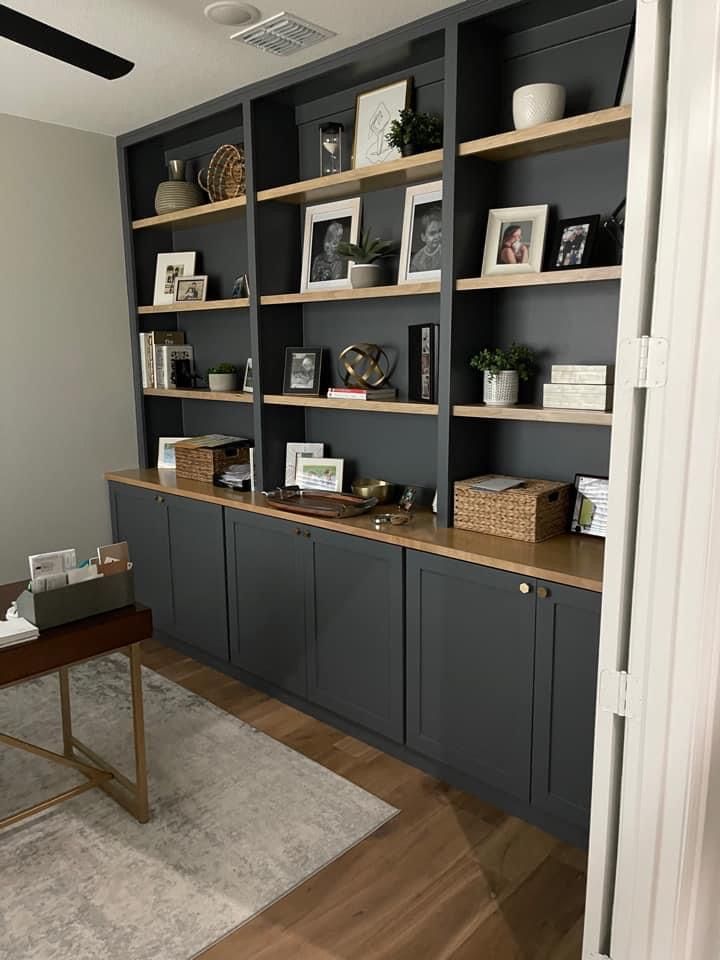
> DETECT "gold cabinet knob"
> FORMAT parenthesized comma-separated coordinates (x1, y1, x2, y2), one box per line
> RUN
(537, 586, 551, 599)
(155, 495, 164, 504)
(294, 528, 301, 536)
(519, 582, 531, 595)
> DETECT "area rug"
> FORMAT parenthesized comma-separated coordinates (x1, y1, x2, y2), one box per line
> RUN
(0, 656, 397, 960)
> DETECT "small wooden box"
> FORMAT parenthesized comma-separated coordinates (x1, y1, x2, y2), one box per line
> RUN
(175, 437, 250, 483)
(551, 364, 613, 385)
(543, 383, 613, 411)
(454, 476, 572, 542)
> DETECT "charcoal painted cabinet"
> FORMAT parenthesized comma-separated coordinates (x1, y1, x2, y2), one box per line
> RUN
(224, 510, 404, 740)
(532, 581, 601, 830)
(109, 482, 229, 660)
(405, 550, 537, 801)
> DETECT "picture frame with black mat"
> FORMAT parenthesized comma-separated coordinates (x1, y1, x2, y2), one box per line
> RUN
(282, 347, 324, 397)
(549, 215, 600, 270)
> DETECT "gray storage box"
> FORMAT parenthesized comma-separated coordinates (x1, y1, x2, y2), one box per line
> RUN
(16, 570, 135, 630)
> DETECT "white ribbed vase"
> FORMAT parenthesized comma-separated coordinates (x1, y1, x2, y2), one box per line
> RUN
(484, 370, 519, 406)
(512, 83, 566, 130)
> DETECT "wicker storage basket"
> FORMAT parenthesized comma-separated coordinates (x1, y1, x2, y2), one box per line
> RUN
(175, 438, 250, 483)
(454, 476, 572, 542)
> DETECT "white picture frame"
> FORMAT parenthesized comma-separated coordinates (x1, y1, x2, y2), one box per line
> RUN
(352, 78, 411, 168)
(153, 252, 196, 305)
(157, 437, 188, 470)
(173, 274, 207, 303)
(285, 442, 324, 486)
(398, 181, 443, 284)
(481, 205, 549, 277)
(300, 198, 361, 292)
(242, 358, 253, 393)
(296, 457, 344, 493)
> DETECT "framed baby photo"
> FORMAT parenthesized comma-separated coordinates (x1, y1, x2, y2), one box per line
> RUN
(283, 347, 324, 396)
(352, 77, 411, 168)
(153, 251, 196, 305)
(398, 181, 443, 284)
(300, 198, 361, 292)
(481, 205, 548, 277)
(173, 274, 208, 302)
(549, 215, 600, 270)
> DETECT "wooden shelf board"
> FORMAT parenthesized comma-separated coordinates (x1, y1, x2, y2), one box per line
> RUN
(458, 105, 631, 161)
(131, 195, 247, 231)
(260, 282, 440, 305)
(257, 149, 443, 205)
(138, 298, 249, 314)
(143, 388, 252, 404)
(453, 404, 612, 426)
(264, 394, 438, 416)
(105, 469, 604, 592)
(456, 265, 621, 291)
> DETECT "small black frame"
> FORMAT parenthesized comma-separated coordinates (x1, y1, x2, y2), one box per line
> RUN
(549, 215, 600, 270)
(282, 346, 324, 396)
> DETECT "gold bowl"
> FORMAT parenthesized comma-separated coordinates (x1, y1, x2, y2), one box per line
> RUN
(352, 477, 394, 504)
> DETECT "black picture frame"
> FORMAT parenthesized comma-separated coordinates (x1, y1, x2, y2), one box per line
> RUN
(282, 347, 324, 396)
(408, 323, 439, 403)
(549, 215, 600, 270)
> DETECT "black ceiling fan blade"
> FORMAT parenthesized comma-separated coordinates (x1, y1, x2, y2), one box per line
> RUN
(0, 5, 134, 79)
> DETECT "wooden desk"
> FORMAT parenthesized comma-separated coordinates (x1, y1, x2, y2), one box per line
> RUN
(0, 580, 153, 830)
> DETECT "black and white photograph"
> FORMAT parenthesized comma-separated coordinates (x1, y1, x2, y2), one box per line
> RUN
(301, 199, 360, 292)
(399, 181, 443, 283)
(352, 78, 410, 168)
(550, 215, 600, 269)
(231, 273, 250, 298)
(173, 274, 207, 302)
(481, 205, 548, 276)
(153, 251, 196, 305)
(282, 347, 323, 396)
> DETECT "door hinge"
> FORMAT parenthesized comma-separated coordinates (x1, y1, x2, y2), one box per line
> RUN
(619, 335, 668, 388)
(599, 669, 641, 719)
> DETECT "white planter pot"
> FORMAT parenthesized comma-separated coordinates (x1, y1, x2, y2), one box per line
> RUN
(484, 370, 519, 406)
(208, 372, 238, 391)
(350, 263, 384, 288)
(512, 83, 566, 130)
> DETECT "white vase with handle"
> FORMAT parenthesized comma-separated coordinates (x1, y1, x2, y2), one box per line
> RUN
(512, 83, 566, 130)
(484, 370, 519, 406)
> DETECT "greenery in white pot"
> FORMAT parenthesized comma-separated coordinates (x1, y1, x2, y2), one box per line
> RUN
(207, 362, 239, 391)
(470, 343, 537, 406)
(337, 230, 395, 288)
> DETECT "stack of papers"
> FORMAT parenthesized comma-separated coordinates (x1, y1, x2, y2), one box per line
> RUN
(0, 617, 39, 648)
(470, 476, 526, 493)
(216, 463, 252, 489)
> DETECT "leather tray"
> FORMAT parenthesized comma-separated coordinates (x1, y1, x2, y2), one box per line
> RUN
(264, 488, 378, 519)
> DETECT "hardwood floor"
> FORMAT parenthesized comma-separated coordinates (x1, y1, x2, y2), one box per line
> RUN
(141, 639, 587, 960)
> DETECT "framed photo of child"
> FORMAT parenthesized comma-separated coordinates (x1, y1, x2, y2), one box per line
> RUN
(398, 181, 442, 283)
(481, 205, 548, 277)
(300, 198, 361, 292)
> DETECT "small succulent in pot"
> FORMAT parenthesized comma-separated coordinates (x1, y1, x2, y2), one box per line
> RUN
(469, 343, 537, 406)
(385, 108, 443, 156)
(337, 229, 395, 288)
(207, 362, 240, 392)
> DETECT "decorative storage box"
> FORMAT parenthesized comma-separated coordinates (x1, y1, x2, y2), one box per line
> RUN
(454, 476, 573, 542)
(16, 570, 135, 630)
(175, 436, 251, 483)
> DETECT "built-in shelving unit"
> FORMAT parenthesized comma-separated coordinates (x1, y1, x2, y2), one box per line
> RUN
(144, 388, 252, 403)
(456, 266, 621, 292)
(138, 298, 249, 314)
(260, 282, 439, 305)
(131, 195, 247, 231)
(452, 404, 612, 426)
(264, 395, 438, 416)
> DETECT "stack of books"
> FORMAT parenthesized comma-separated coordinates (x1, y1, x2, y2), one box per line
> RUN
(326, 386, 397, 401)
(543, 364, 613, 411)
(139, 331, 193, 389)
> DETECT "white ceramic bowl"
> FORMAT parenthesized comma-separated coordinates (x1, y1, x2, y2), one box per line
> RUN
(512, 83, 566, 130)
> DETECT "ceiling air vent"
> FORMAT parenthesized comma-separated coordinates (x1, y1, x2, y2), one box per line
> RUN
(231, 12, 336, 56)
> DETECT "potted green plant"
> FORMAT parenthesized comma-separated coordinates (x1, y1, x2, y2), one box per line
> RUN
(337, 229, 395, 288)
(470, 343, 537, 406)
(385, 108, 443, 156)
(207, 362, 239, 391)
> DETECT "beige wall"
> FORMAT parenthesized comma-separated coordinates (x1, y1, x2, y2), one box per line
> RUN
(0, 114, 137, 582)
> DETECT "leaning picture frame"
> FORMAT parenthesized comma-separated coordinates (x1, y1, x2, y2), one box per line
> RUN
(571, 474, 609, 537)
(481, 205, 549, 277)
(242, 358, 253, 393)
(282, 346, 324, 396)
(300, 198, 361, 292)
(352, 77, 411, 168)
(398, 181, 443, 284)
(157, 437, 188, 470)
(549, 215, 600, 270)
(173, 274, 208, 303)
(296, 457, 344, 493)
(153, 251, 196, 305)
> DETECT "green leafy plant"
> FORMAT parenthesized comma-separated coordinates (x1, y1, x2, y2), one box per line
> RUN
(207, 362, 239, 375)
(337, 229, 395, 264)
(469, 343, 537, 381)
(385, 108, 443, 153)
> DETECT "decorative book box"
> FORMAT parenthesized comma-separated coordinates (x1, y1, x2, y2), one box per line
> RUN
(175, 435, 251, 483)
(543, 383, 613, 410)
(454, 476, 572, 542)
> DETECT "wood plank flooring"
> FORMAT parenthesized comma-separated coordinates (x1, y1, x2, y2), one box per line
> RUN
(141, 639, 587, 960)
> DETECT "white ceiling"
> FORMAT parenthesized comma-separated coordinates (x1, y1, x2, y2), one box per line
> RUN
(0, 0, 458, 136)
